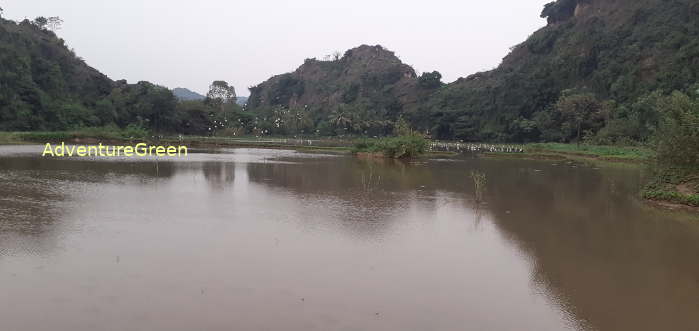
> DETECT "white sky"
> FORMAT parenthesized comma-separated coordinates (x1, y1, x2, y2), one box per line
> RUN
(3, 0, 550, 96)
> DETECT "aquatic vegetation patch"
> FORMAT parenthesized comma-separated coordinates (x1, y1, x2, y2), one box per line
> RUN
(352, 135, 428, 159)
(470, 170, 487, 203)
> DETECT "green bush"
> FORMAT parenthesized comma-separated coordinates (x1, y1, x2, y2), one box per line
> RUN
(122, 123, 149, 139)
(353, 134, 428, 158)
(653, 91, 699, 170)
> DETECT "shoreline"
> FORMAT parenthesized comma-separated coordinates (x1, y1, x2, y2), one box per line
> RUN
(5, 131, 697, 211)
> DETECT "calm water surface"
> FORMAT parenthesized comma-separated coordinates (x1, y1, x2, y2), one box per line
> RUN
(0, 145, 697, 331)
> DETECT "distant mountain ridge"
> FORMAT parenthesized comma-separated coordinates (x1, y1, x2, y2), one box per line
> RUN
(172, 87, 205, 101)
(173, 87, 248, 105)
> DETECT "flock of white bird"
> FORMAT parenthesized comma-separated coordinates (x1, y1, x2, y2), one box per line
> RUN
(430, 142, 525, 153)
(193, 136, 525, 153)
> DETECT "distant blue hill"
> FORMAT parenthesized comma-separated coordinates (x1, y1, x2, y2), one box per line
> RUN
(172, 87, 205, 101)
(236, 96, 248, 105)
(173, 87, 248, 105)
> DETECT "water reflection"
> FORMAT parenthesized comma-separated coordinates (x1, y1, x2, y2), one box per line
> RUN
(483, 161, 699, 331)
(201, 162, 235, 191)
(0, 145, 697, 331)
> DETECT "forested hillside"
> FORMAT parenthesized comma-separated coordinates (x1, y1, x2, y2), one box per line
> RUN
(246, 0, 699, 144)
(0, 16, 114, 130)
(0, 15, 238, 134)
(418, 0, 699, 143)
(1, 0, 697, 146)
(247, 45, 441, 136)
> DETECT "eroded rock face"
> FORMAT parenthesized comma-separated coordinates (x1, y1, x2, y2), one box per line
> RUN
(574, 2, 587, 17)
(541, 0, 581, 25)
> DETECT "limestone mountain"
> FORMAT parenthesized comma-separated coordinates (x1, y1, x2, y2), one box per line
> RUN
(4, 0, 698, 142)
(247, 0, 699, 142)
(419, 0, 699, 142)
(247, 45, 440, 135)
(249, 45, 424, 108)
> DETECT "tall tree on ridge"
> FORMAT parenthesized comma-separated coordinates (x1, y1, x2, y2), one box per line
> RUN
(206, 81, 236, 113)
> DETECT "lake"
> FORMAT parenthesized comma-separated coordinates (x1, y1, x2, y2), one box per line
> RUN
(0, 145, 697, 331)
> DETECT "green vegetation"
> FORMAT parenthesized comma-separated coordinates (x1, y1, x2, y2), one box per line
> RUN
(4, 1, 699, 148)
(0, 16, 111, 131)
(1, 1, 698, 206)
(247, 45, 435, 137)
(240, 0, 699, 152)
(0, 15, 246, 136)
(0, 132, 23, 144)
(416, 0, 699, 143)
(0, 125, 150, 144)
(643, 189, 699, 208)
(525, 143, 652, 161)
(641, 90, 699, 207)
(418, 71, 444, 89)
(653, 91, 699, 169)
(642, 164, 699, 208)
(352, 135, 428, 159)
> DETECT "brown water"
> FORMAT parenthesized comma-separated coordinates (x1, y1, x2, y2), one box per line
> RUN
(0, 145, 697, 331)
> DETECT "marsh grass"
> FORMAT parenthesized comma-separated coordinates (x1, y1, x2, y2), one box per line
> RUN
(526, 143, 652, 160)
(1, 125, 150, 143)
(360, 167, 382, 192)
(0, 132, 24, 144)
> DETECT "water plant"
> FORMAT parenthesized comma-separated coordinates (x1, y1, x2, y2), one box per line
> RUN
(470, 170, 487, 203)
(360, 166, 382, 192)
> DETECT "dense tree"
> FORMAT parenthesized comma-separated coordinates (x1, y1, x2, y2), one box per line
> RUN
(47, 16, 63, 31)
(247, 45, 420, 137)
(418, 71, 443, 89)
(555, 91, 606, 145)
(653, 91, 699, 169)
(423, 0, 699, 142)
(3, 0, 699, 145)
(205, 80, 236, 112)
(32, 16, 48, 29)
(0, 16, 184, 133)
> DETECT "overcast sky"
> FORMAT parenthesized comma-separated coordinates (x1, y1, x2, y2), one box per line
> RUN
(4, 0, 551, 96)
